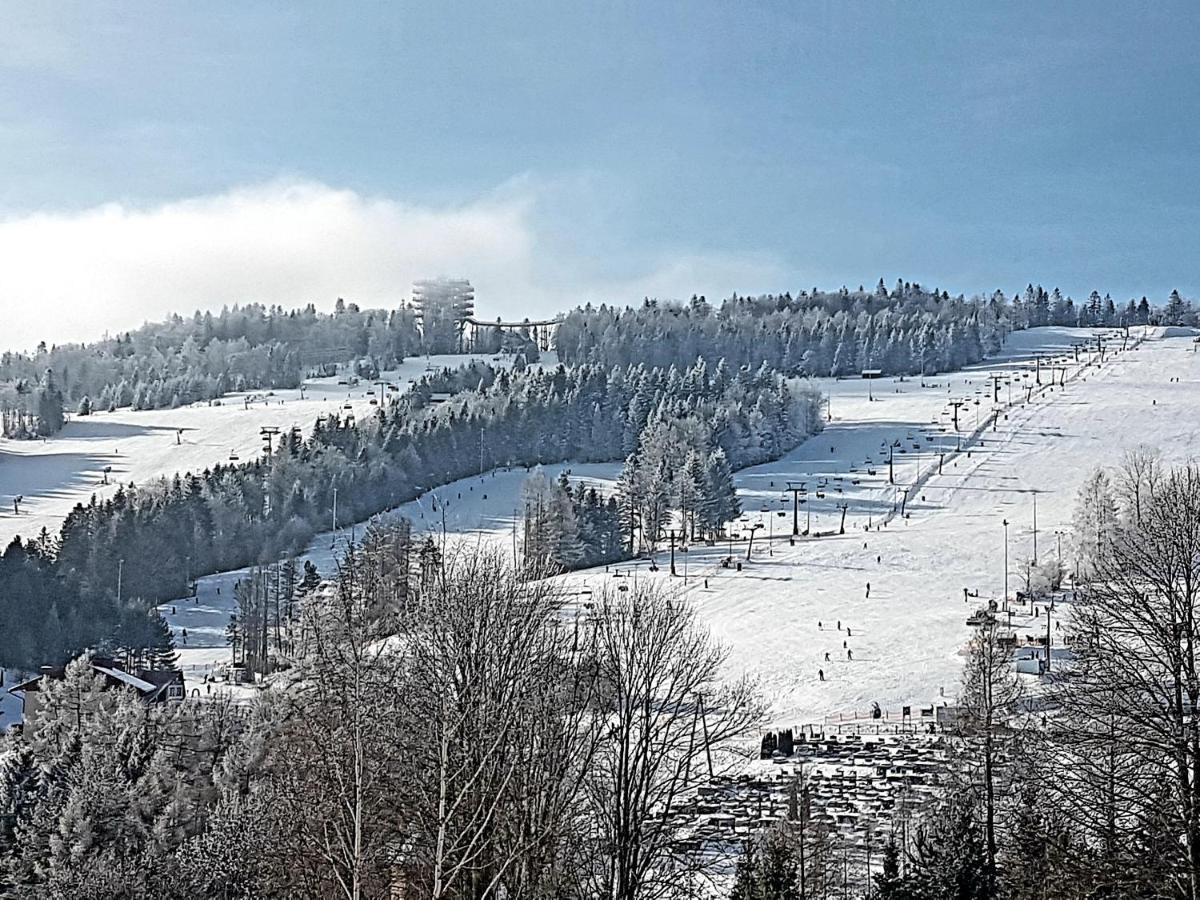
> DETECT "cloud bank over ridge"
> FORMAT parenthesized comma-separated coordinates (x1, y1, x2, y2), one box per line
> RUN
(0, 178, 790, 353)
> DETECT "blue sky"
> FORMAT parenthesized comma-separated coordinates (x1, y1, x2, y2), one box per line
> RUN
(1, 2, 1198, 349)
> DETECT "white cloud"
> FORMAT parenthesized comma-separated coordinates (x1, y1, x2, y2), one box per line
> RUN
(0, 178, 790, 352)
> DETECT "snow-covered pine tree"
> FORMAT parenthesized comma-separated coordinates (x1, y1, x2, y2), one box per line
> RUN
(705, 447, 740, 536)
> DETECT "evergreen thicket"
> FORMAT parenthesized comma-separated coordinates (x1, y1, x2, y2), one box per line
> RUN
(556, 283, 1188, 376)
(0, 301, 421, 435)
(0, 356, 821, 669)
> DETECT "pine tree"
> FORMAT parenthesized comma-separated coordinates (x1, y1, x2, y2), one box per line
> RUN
(873, 836, 904, 899)
(729, 824, 801, 900)
(1166, 289, 1186, 325)
(615, 455, 640, 553)
(705, 448, 740, 535)
(142, 613, 179, 671)
(731, 837, 761, 900)
(902, 796, 990, 900)
(34, 369, 64, 436)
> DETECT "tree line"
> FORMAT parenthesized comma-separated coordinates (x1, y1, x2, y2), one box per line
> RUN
(5, 282, 1191, 438)
(555, 281, 1189, 377)
(0, 356, 821, 670)
(0, 300, 423, 433)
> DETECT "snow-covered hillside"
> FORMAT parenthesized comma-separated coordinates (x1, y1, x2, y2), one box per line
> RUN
(0, 351, 544, 548)
(157, 326, 1200, 725)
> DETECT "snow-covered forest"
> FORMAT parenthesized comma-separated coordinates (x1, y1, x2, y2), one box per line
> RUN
(0, 348, 820, 669)
(556, 282, 1194, 375)
(2, 291, 1200, 900)
(0, 301, 424, 434)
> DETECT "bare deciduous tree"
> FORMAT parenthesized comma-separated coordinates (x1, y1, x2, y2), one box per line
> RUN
(1052, 461, 1200, 897)
(580, 583, 763, 900)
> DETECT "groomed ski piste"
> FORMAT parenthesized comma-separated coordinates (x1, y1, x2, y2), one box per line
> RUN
(9, 327, 1200, 727)
(0, 351, 547, 550)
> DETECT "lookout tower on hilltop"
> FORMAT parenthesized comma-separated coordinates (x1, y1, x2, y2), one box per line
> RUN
(413, 278, 475, 354)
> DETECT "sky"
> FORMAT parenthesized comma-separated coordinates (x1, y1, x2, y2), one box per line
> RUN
(1, 1, 1198, 352)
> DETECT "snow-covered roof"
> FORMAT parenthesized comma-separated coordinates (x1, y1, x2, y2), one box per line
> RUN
(91, 665, 157, 694)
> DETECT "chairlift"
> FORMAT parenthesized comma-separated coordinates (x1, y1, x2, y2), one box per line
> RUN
(342, 403, 353, 411)
(229, 452, 239, 462)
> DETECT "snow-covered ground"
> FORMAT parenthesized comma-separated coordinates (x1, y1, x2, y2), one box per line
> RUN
(0, 351, 542, 548)
(109, 327, 1200, 724)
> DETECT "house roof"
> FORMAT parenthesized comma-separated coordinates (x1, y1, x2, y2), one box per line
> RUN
(8, 660, 183, 698)
(91, 665, 157, 694)
(8, 677, 43, 694)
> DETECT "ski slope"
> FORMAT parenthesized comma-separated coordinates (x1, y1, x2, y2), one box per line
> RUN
(0, 351, 540, 549)
(159, 326, 1200, 725)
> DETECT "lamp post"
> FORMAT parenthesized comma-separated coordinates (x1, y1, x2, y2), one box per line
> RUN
(1002, 519, 1010, 611)
(1032, 492, 1038, 565)
(331, 486, 339, 550)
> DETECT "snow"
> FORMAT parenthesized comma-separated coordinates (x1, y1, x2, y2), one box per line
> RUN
(0, 351, 547, 549)
(56, 326, 1200, 726)
(90, 665, 157, 694)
